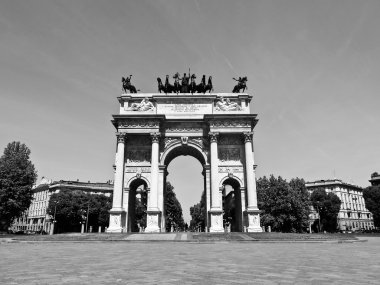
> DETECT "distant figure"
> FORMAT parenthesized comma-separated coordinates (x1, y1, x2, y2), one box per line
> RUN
(180, 72, 190, 93)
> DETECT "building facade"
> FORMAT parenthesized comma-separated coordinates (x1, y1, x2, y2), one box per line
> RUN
(306, 179, 375, 232)
(10, 177, 113, 233)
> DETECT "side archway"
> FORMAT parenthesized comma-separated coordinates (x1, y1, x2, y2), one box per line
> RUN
(127, 178, 148, 232)
(221, 177, 243, 232)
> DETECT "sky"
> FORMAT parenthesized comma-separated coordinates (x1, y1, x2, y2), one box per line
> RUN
(1, 0, 379, 222)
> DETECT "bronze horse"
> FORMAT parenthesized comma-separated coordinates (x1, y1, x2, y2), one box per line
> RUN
(204, 76, 213, 93)
(232, 76, 247, 93)
(157, 77, 166, 93)
(122, 75, 138, 93)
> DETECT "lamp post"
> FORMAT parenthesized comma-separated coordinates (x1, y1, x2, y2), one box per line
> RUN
(316, 202, 321, 233)
(85, 201, 90, 233)
(50, 201, 59, 235)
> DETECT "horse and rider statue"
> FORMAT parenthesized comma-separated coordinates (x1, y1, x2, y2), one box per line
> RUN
(232, 76, 248, 93)
(157, 71, 213, 94)
(122, 75, 139, 93)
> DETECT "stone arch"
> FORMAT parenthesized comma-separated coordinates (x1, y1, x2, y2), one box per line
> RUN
(126, 175, 150, 190)
(219, 175, 244, 189)
(127, 178, 148, 233)
(160, 141, 208, 166)
(221, 177, 243, 232)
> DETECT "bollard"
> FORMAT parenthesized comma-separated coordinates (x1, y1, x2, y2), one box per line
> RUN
(98, 226, 102, 233)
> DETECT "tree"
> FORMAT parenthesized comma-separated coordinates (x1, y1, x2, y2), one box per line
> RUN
(47, 189, 112, 233)
(189, 190, 206, 231)
(165, 182, 185, 232)
(310, 188, 341, 232)
(0, 142, 37, 230)
(257, 175, 310, 233)
(363, 185, 380, 227)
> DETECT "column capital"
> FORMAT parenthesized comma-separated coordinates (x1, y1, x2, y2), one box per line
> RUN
(242, 131, 254, 143)
(116, 132, 127, 143)
(208, 132, 219, 143)
(150, 132, 161, 143)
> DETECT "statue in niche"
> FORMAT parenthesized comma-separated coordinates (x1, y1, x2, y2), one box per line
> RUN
(128, 98, 154, 111)
(232, 76, 248, 93)
(215, 97, 242, 111)
(122, 75, 139, 93)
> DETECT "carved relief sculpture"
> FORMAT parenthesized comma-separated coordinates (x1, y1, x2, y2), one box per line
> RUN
(215, 97, 242, 111)
(127, 98, 154, 111)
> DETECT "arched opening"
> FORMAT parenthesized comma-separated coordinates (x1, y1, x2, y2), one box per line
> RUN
(162, 143, 207, 232)
(222, 177, 242, 232)
(128, 178, 148, 232)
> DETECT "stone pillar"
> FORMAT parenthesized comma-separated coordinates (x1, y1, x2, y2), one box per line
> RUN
(145, 132, 161, 233)
(108, 132, 127, 233)
(209, 132, 223, 233)
(243, 132, 262, 232)
(122, 188, 129, 232)
(158, 166, 166, 232)
(203, 165, 211, 231)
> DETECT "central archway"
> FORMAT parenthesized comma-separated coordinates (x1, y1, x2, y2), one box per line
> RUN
(159, 140, 209, 232)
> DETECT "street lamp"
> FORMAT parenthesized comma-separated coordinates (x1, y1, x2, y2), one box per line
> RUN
(50, 201, 59, 235)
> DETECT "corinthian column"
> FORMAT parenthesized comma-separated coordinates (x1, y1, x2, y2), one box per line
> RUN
(108, 132, 127, 233)
(145, 132, 161, 232)
(243, 132, 262, 232)
(209, 132, 223, 233)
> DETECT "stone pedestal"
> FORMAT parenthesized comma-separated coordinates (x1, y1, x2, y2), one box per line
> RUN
(209, 209, 224, 233)
(107, 210, 126, 233)
(247, 209, 262, 232)
(145, 210, 161, 233)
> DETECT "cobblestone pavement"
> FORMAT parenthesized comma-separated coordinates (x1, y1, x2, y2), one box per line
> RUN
(1, 237, 380, 284)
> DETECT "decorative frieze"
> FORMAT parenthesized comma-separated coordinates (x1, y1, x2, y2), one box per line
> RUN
(218, 166, 243, 173)
(125, 167, 151, 173)
(118, 120, 160, 128)
(209, 120, 251, 128)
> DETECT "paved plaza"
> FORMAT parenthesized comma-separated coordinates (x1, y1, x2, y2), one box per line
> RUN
(1, 237, 380, 284)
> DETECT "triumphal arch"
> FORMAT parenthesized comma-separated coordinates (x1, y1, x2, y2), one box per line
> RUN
(107, 92, 262, 233)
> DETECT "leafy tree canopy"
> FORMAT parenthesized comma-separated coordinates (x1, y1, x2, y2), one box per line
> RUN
(47, 189, 112, 233)
(363, 185, 380, 227)
(189, 190, 206, 231)
(310, 188, 341, 232)
(0, 142, 37, 230)
(257, 175, 310, 233)
(165, 182, 185, 232)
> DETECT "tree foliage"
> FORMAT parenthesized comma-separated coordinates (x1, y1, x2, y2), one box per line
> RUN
(0, 142, 37, 230)
(47, 189, 112, 233)
(310, 188, 341, 232)
(165, 182, 185, 231)
(363, 185, 380, 228)
(189, 190, 206, 231)
(257, 175, 310, 233)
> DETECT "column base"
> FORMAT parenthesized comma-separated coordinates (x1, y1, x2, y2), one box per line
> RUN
(247, 209, 262, 233)
(145, 209, 161, 233)
(107, 209, 126, 233)
(209, 208, 224, 233)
